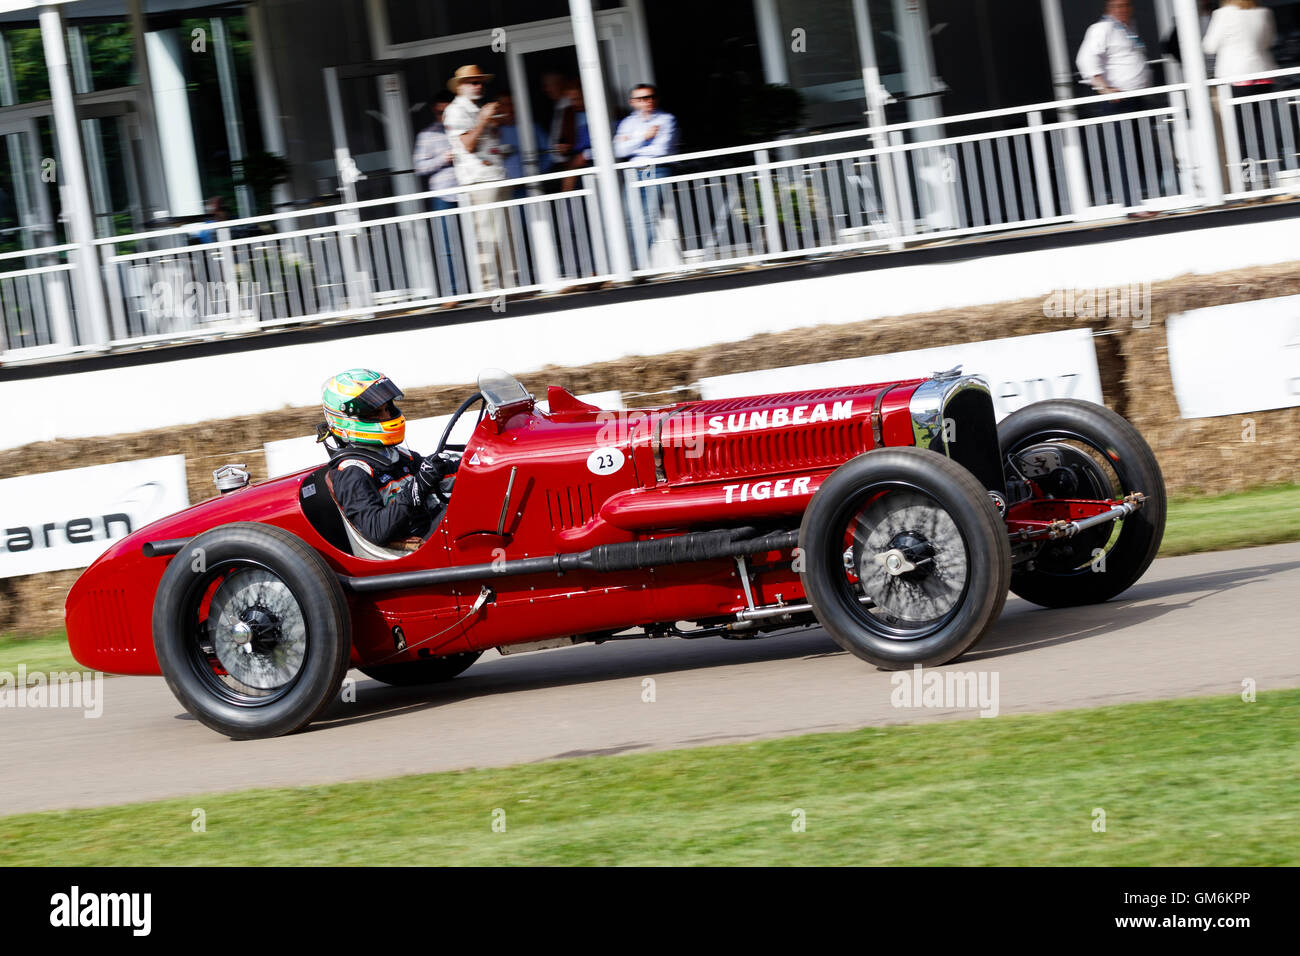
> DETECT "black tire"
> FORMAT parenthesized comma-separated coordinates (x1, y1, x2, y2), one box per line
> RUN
(360, 651, 482, 686)
(152, 522, 352, 739)
(800, 447, 1011, 669)
(998, 399, 1166, 608)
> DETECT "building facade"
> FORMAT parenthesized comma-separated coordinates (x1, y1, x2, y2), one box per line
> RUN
(0, 0, 1297, 361)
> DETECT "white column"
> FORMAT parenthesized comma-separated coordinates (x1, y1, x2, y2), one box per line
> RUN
(128, 0, 171, 221)
(246, 0, 290, 208)
(850, 0, 905, 249)
(892, 0, 942, 129)
(752, 0, 789, 85)
(1173, 0, 1223, 204)
(1040, 0, 1091, 217)
(569, 0, 633, 280)
(145, 28, 204, 217)
(624, 0, 655, 85)
(212, 17, 252, 218)
(1154, 0, 1181, 82)
(40, 4, 110, 348)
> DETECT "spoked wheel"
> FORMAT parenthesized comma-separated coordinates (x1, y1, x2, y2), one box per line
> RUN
(800, 448, 1011, 668)
(999, 400, 1166, 608)
(153, 523, 351, 739)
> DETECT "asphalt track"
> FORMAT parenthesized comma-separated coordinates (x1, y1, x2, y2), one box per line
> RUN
(4, 542, 1299, 816)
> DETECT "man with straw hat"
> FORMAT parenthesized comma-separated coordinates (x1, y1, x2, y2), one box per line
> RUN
(443, 64, 510, 290)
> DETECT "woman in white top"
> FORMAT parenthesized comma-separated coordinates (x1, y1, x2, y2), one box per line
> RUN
(1205, 0, 1283, 189)
(1203, 0, 1277, 84)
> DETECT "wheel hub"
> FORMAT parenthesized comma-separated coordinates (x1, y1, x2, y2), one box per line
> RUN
(874, 531, 935, 577)
(853, 491, 968, 626)
(208, 569, 306, 691)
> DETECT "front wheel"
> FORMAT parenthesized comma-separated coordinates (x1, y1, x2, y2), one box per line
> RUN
(800, 447, 1011, 669)
(999, 399, 1166, 608)
(152, 523, 352, 739)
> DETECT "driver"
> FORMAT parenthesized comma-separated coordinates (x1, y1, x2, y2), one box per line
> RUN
(320, 369, 458, 546)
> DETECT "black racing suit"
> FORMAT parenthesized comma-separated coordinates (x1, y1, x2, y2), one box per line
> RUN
(328, 444, 437, 544)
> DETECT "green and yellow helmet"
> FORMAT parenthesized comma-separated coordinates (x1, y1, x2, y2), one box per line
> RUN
(322, 369, 406, 446)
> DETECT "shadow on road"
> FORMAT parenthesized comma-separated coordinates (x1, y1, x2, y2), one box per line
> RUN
(308, 557, 1299, 733)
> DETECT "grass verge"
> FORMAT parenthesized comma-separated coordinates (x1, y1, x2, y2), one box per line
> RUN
(2, 690, 1296, 866)
(0, 632, 86, 679)
(1161, 483, 1300, 557)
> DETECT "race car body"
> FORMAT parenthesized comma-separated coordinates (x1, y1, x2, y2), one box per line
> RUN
(66, 368, 1166, 738)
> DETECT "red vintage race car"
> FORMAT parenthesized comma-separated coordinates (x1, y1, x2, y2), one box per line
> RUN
(66, 368, 1166, 739)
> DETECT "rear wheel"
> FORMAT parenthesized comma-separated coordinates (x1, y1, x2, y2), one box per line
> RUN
(360, 652, 482, 686)
(999, 399, 1166, 608)
(799, 448, 1011, 669)
(152, 523, 351, 739)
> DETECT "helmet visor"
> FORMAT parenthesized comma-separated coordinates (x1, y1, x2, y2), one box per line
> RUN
(343, 377, 404, 417)
(357, 400, 401, 423)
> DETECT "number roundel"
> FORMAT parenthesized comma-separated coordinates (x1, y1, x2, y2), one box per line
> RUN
(586, 447, 625, 476)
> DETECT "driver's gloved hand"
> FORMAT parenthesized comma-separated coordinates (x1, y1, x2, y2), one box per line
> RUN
(414, 453, 459, 507)
(431, 451, 460, 476)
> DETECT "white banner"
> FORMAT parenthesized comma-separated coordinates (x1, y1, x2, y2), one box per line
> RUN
(1167, 295, 1300, 419)
(697, 330, 1104, 421)
(264, 391, 625, 478)
(0, 455, 190, 578)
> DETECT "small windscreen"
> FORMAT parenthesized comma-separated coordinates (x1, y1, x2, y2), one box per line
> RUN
(478, 369, 531, 412)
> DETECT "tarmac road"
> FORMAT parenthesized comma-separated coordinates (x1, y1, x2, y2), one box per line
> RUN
(3, 542, 1299, 816)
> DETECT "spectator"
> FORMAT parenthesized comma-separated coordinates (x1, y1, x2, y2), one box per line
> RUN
(1204, 0, 1277, 82)
(1077, 1, 1155, 216)
(443, 65, 509, 290)
(412, 91, 462, 297)
(541, 72, 575, 172)
(413, 91, 458, 206)
(493, 93, 547, 188)
(196, 196, 229, 244)
(613, 83, 679, 263)
(1205, 0, 1279, 185)
(1077, 0, 1153, 96)
(558, 81, 592, 191)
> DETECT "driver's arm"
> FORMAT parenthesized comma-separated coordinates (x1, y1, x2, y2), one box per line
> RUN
(332, 462, 423, 545)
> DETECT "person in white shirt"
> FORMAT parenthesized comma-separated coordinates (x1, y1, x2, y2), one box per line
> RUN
(1077, 0, 1153, 95)
(1077, 1, 1156, 214)
(442, 65, 509, 290)
(1203, 0, 1277, 83)
(1205, 0, 1280, 187)
(613, 84, 680, 265)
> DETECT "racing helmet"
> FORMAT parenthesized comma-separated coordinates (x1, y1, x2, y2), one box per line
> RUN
(322, 369, 406, 446)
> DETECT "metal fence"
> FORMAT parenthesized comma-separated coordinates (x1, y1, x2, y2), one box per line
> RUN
(0, 243, 79, 359)
(95, 169, 614, 346)
(1211, 67, 1300, 200)
(3, 67, 1298, 365)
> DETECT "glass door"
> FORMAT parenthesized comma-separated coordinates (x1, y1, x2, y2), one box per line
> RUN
(323, 63, 417, 204)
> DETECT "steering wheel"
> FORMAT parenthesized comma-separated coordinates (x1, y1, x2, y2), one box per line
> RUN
(426, 391, 485, 506)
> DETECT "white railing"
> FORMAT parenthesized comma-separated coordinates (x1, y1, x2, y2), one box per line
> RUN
(1210, 66, 1300, 200)
(93, 168, 614, 346)
(3, 74, 1299, 365)
(617, 83, 1200, 273)
(0, 243, 79, 357)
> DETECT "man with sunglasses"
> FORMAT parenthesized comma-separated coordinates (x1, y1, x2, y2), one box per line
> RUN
(613, 84, 679, 266)
(321, 369, 458, 547)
